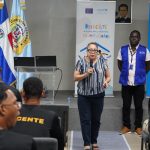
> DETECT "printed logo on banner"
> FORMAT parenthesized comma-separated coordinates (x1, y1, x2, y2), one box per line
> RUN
(96, 8, 108, 14)
(85, 8, 93, 14)
(84, 23, 107, 31)
(83, 23, 109, 39)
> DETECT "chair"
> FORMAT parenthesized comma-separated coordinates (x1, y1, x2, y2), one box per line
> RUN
(141, 99, 150, 150)
(33, 137, 58, 150)
(39, 105, 69, 144)
(141, 119, 149, 150)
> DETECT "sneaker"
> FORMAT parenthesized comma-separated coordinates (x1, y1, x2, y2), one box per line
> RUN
(120, 126, 131, 134)
(135, 128, 142, 135)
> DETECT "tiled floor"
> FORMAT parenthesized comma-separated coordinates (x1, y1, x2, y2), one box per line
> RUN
(124, 133, 142, 150)
(65, 131, 145, 150)
(41, 91, 149, 150)
(125, 132, 150, 150)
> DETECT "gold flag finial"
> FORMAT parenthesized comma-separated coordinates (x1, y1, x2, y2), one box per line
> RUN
(0, 0, 4, 9)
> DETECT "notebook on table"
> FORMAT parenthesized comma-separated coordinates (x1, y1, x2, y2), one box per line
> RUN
(14, 57, 35, 67)
(35, 56, 57, 71)
(35, 56, 56, 66)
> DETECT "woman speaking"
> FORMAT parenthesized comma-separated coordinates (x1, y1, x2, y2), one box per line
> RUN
(74, 42, 111, 150)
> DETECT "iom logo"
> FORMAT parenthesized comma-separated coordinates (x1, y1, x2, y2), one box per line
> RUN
(0, 29, 4, 39)
(139, 51, 145, 55)
(85, 8, 93, 14)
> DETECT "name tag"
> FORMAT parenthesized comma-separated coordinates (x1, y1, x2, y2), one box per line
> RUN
(129, 64, 133, 70)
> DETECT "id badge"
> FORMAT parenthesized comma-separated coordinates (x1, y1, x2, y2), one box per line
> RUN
(129, 64, 133, 70)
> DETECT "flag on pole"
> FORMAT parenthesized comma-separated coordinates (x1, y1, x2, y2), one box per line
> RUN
(10, 0, 32, 89)
(0, 0, 16, 85)
(10, 0, 31, 57)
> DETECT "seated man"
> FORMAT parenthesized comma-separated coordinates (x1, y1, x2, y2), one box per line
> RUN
(8, 85, 22, 103)
(0, 83, 36, 150)
(12, 77, 64, 150)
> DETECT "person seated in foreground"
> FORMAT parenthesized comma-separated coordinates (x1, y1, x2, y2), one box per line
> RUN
(12, 77, 64, 150)
(8, 85, 23, 103)
(0, 83, 36, 150)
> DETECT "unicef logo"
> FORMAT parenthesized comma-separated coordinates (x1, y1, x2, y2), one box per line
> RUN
(0, 29, 4, 39)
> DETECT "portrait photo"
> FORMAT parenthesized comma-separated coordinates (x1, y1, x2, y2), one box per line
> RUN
(115, 0, 132, 24)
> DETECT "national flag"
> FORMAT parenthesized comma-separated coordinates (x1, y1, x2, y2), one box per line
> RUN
(10, 0, 32, 89)
(0, 0, 16, 85)
(10, 0, 31, 57)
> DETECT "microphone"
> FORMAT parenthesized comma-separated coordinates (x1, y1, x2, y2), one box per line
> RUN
(98, 50, 108, 56)
(90, 59, 93, 68)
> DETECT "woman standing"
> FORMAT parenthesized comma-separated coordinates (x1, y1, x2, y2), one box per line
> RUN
(74, 42, 111, 150)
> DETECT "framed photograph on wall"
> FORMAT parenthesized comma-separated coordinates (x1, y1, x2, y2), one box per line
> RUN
(115, 0, 132, 24)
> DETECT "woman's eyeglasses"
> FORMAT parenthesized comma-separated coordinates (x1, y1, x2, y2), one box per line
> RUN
(87, 49, 98, 53)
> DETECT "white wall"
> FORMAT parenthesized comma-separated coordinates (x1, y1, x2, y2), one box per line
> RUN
(6, 0, 150, 91)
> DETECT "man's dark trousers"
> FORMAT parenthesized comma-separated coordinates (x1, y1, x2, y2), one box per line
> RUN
(122, 85, 144, 129)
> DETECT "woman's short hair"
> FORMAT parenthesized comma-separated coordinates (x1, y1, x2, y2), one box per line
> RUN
(87, 42, 98, 49)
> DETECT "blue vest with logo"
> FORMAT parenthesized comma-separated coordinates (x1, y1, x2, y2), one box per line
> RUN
(119, 44, 146, 85)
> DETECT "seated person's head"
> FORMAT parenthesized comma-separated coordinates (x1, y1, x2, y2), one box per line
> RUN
(0, 83, 20, 129)
(23, 77, 43, 101)
(118, 4, 128, 18)
(8, 86, 22, 103)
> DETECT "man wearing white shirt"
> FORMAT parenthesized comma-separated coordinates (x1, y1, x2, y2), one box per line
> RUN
(117, 30, 150, 135)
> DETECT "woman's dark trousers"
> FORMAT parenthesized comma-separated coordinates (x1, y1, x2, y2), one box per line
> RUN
(77, 94, 104, 146)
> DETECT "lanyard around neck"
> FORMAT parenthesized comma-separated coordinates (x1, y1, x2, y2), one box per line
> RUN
(129, 47, 136, 63)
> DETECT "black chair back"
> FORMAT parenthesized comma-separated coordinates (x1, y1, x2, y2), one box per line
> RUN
(33, 137, 58, 150)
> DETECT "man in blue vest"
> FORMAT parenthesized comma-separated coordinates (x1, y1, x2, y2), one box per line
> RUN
(117, 30, 150, 135)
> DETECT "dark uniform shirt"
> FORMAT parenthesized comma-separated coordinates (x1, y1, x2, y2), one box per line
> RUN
(12, 105, 64, 150)
(115, 17, 131, 23)
(0, 130, 36, 150)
